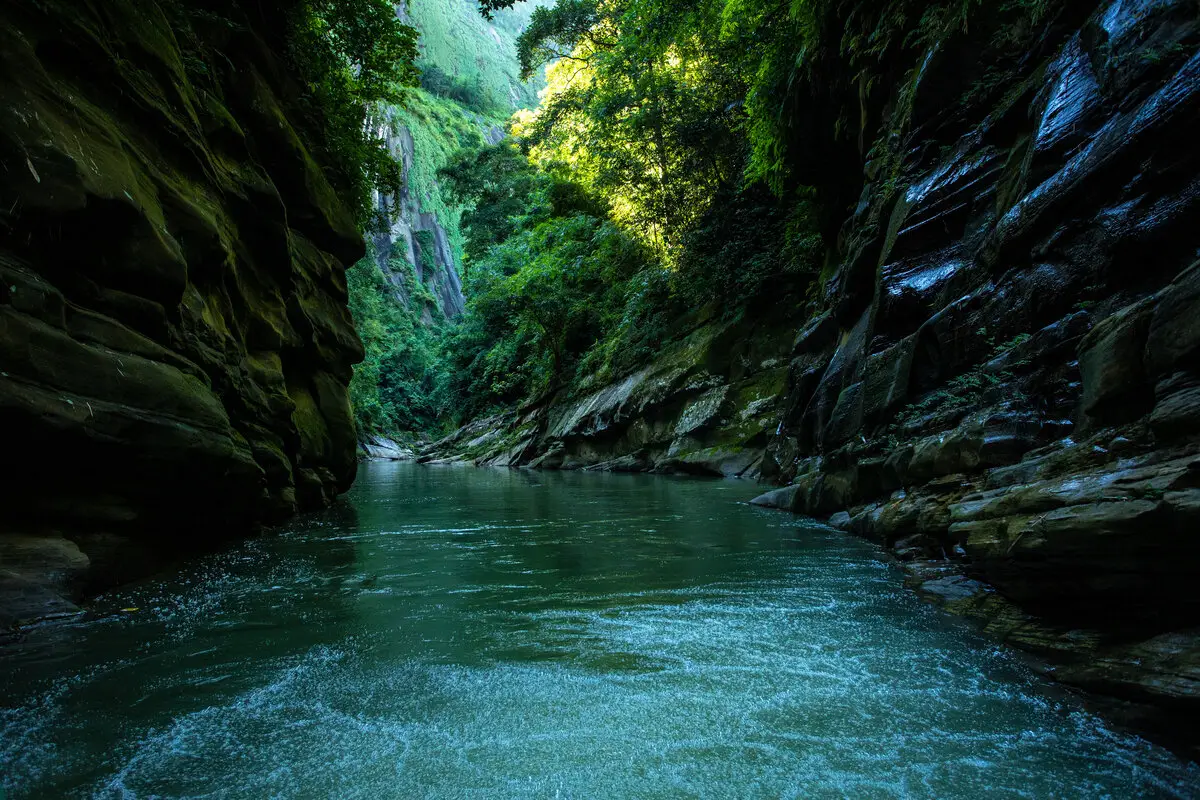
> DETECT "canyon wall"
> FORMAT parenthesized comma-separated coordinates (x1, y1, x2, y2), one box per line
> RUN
(0, 0, 364, 623)
(757, 0, 1200, 744)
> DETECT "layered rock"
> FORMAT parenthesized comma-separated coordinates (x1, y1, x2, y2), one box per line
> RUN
(420, 293, 803, 476)
(370, 122, 465, 321)
(0, 0, 364, 624)
(754, 0, 1200, 749)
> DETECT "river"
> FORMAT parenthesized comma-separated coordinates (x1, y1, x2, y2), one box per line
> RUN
(2, 462, 1198, 798)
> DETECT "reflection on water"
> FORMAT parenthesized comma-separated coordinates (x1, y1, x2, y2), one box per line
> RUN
(2, 462, 1198, 798)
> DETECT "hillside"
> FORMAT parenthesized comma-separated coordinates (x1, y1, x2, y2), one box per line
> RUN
(347, 0, 545, 446)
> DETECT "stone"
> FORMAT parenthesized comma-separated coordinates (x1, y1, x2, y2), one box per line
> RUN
(749, 485, 799, 511)
(1057, 630, 1200, 706)
(917, 575, 991, 604)
(0, 0, 364, 586)
(362, 436, 415, 461)
(893, 534, 943, 561)
(792, 311, 838, 355)
(883, 446, 914, 489)
(956, 498, 1170, 614)
(1146, 261, 1200, 377)
(1077, 298, 1154, 422)
(907, 424, 983, 483)
(0, 572, 81, 628)
(861, 336, 917, 421)
(1108, 435, 1137, 456)
(674, 385, 730, 437)
(1149, 373, 1200, 439)
(827, 511, 852, 530)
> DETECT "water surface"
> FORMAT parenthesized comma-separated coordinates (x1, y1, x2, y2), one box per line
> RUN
(2, 462, 1198, 798)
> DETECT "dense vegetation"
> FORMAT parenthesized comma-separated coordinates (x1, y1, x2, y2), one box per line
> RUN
(333, 0, 1063, 440)
(337, 0, 549, 441)
(286, 0, 422, 225)
(410, 0, 547, 113)
(347, 246, 446, 433)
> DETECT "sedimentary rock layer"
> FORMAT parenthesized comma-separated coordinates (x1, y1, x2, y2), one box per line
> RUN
(757, 0, 1200, 748)
(0, 0, 364, 622)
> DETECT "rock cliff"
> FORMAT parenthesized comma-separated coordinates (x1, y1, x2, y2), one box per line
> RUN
(0, 0, 364, 624)
(426, 0, 1200, 749)
(756, 0, 1200, 747)
(370, 121, 466, 321)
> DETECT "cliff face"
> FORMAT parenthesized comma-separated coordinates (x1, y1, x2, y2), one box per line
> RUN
(426, 0, 1200, 745)
(371, 122, 466, 322)
(768, 0, 1200, 744)
(0, 0, 364, 623)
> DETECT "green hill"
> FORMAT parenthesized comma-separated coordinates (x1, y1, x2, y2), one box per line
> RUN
(405, 0, 545, 116)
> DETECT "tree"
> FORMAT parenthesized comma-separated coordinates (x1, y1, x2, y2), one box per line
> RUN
(290, 0, 422, 227)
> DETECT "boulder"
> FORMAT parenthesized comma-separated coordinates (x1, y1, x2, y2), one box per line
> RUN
(1146, 261, 1200, 377)
(749, 485, 800, 511)
(1149, 372, 1200, 439)
(361, 436, 415, 461)
(827, 511, 852, 530)
(893, 534, 943, 561)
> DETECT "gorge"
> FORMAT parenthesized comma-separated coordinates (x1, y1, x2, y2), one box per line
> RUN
(2, 0, 1200, 794)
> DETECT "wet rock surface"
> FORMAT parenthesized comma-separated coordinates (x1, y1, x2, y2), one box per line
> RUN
(360, 435, 416, 461)
(758, 0, 1200, 753)
(0, 0, 364, 623)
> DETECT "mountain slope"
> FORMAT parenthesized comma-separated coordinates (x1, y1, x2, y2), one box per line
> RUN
(348, 0, 543, 444)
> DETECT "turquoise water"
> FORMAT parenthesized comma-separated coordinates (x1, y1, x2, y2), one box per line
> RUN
(2, 461, 1198, 798)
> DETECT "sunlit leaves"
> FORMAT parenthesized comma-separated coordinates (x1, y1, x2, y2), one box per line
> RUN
(517, 0, 606, 80)
(512, 0, 749, 260)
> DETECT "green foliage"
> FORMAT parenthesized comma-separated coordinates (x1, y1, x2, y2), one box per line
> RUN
(421, 65, 503, 113)
(441, 143, 548, 262)
(414, 230, 439, 276)
(437, 141, 656, 420)
(441, 141, 606, 264)
(436, 137, 816, 422)
(514, 0, 752, 259)
(724, 0, 1061, 194)
(342, 0, 551, 441)
(348, 249, 444, 435)
(675, 184, 823, 308)
(992, 333, 1031, 357)
(892, 365, 1018, 430)
(441, 206, 649, 421)
(407, 0, 548, 112)
(288, 0, 422, 227)
(348, 0, 1067, 439)
(516, 0, 602, 81)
